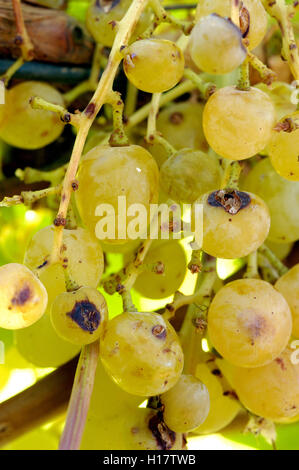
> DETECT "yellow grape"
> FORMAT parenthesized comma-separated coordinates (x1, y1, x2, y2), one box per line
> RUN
(196, 0, 268, 50)
(0, 81, 64, 149)
(157, 102, 207, 153)
(86, 0, 152, 47)
(160, 374, 210, 433)
(232, 346, 299, 422)
(123, 39, 185, 93)
(208, 279, 292, 367)
(189, 15, 246, 75)
(100, 312, 184, 396)
(268, 112, 299, 181)
(15, 264, 80, 367)
(193, 189, 270, 259)
(133, 240, 187, 299)
(256, 82, 297, 121)
(160, 148, 222, 203)
(194, 360, 241, 434)
(24, 225, 104, 289)
(0, 264, 47, 330)
(75, 145, 159, 244)
(203, 86, 276, 160)
(243, 158, 299, 243)
(51, 287, 108, 345)
(275, 264, 299, 338)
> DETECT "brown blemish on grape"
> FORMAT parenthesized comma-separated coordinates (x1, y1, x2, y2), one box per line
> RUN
(152, 325, 166, 339)
(41, 130, 49, 137)
(169, 112, 183, 125)
(275, 357, 286, 370)
(11, 285, 32, 306)
(67, 300, 101, 333)
(239, 6, 250, 38)
(211, 368, 222, 377)
(246, 315, 267, 341)
(148, 412, 176, 450)
(208, 190, 251, 215)
(37, 260, 48, 269)
(109, 20, 117, 30)
(71, 180, 79, 191)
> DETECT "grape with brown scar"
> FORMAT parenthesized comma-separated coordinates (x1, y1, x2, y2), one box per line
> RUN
(192, 189, 270, 259)
(50, 287, 108, 345)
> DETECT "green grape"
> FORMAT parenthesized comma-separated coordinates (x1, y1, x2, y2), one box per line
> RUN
(100, 312, 184, 396)
(196, 0, 268, 50)
(203, 86, 276, 160)
(160, 148, 222, 204)
(243, 158, 299, 243)
(194, 360, 241, 434)
(265, 240, 293, 261)
(123, 39, 185, 93)
(268, 112, 299, 181)
(24, 226, 104, 289)
(208, 279, 292, 368)
(51, 287, 108, 345)
(0, 81, 64, 150)
(75, 145, 159, 244)
(160, 374, 210, 433)
(189, 15, 246, 75)
(156, 102, 207, 153)
(275, 264, 299, 338)
(133, 240, 187, 300)
(192, 189, 270, 259)
(0, 263, 47, 330)
(86, 0, 152, 47)
(15, 264, 80, 367)
(232, 345, 299, 422)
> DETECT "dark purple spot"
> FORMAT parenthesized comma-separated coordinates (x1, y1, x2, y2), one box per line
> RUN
(208, 190, 251, 215)
(11, 286, 32, 306)
(67, 300, 101, 333)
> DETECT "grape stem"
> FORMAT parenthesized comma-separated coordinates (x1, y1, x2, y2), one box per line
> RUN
(30, 96, 81, 129)
(183, 68, 217, 99)
(107, 91, 130, 146)
(247, 52, 277, 86)
(149, 0, 194, 35)
(258, 253, 280, 283)
(1, 0, 35, 85)
(244, 251, 260, 279)
(179, 257, 217, 375)
(124, 81, 138, 118)
(146, 93, 161, 140)
(237, 58, 250, 91)
(50, 0, 150, 265)
(59, 342, 100, 450)
(0, 184, 61, 208)
(221, 160, 242, 190)
(261, 0, 299, 81)
(16, 164, 68, 187)
(258, 244, 288, 277)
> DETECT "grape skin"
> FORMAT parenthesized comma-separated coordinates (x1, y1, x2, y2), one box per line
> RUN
(203, 86, 276, 161)
(268, 113, 299, 181)
(232, 346, 299, 422)
(123, 39, 185, 94)
(100, 312, 184, 396)
(75, 145, 159, 244)
(196, 0, 268, 50)
(193, 190, 270, 259)
(275, 265, 299, 338)
(161, 374, 210, 433)
(160, 148, 222, 204)
(243, 158, 299, 243)
(51, 287, 108, 346)
(208, 279, 292, 368)
(189, 15, 246, 75)
(133, 240, 187, 300)
(24, 226, 104, 289)
(0, 264, 48, 330)
(0, 81, 64, 150)
(86, 0, 152, 48)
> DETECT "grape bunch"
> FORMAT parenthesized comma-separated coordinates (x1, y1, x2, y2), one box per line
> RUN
(1, 0, 299, 452)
